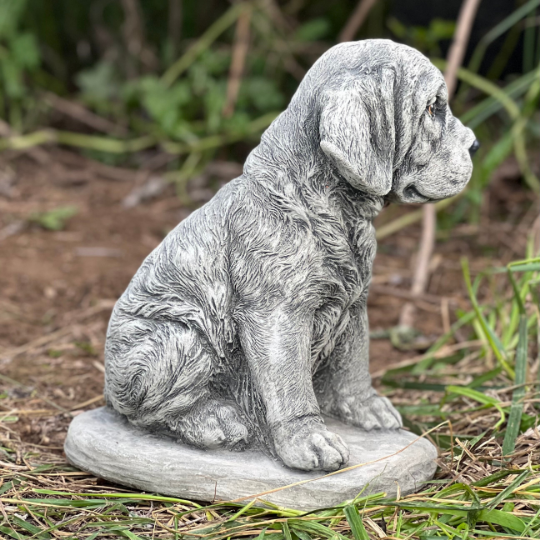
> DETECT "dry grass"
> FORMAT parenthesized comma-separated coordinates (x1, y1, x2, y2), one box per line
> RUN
(2, 288, 540, 539)
(1, 382, 539, 539)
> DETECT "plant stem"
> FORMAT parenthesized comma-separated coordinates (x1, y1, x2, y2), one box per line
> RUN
(161, 2, 249, 88)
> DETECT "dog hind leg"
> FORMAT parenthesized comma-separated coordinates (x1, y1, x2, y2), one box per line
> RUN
(172, 398, 250, 449)
(105, 317, 250, 449)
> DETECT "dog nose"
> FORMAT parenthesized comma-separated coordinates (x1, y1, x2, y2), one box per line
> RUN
(469, 139, 480, 157)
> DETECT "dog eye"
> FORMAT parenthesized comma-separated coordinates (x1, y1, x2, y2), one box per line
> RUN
(426, 97, 436, 117)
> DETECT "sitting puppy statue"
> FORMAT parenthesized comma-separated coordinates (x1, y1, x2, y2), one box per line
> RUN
(104, 40, 478, 472)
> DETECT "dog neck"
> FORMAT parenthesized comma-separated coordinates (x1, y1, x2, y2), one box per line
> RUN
(244, 109, 386, 228)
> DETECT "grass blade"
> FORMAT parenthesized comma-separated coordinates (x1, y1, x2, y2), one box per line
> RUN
(445, 385, 506, 429)
(488, 470, 530, 509)
(502, 313, 528, 456)
(478, 508, 527, 533)
(161, 2, 248, 87)
(281, 521, 293, 540)
(461, 258, 515, 378)
(343, 505, 369, 540)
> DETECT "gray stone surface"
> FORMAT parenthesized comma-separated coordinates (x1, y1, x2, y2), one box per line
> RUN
(65, 407, 438, 511)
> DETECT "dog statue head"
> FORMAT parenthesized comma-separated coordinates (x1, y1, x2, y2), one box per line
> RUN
(297, 40, 477, 203)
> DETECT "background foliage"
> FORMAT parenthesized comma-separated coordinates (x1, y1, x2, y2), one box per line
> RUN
(0, 0, 538, 223)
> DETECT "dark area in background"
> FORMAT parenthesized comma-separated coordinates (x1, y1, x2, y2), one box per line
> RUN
(393, 0, 524, 74)
(23, 0, 527, 93)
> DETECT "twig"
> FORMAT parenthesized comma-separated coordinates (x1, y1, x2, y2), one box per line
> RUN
(0, 120, 50, 164)
(69, 395, 105, 411)
(122, 176, 169, 208)
(120, 0, 158, 74)
(397, 0, 482, 331)
(161, 2, 248, 88)
(370, 285, 454, 306)
(252, 5, 305, 81)
(339, 0, 378, 43)
(399, 198, 436, 328)
(0, 112, 277, 155)
(44, 93, 129, 136)
(444, 0, 483, 98)
(375, 195, 460, 240)
(223, 5, 253, 117)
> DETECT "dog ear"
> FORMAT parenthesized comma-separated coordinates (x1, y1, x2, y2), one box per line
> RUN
(319, 68, 396, 196)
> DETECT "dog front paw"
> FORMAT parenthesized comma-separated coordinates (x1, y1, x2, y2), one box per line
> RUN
(334, 391, 402, 430)
(272, 416, 349, 471)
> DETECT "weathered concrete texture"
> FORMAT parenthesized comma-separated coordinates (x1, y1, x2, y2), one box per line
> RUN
(65, 407, 438, 511)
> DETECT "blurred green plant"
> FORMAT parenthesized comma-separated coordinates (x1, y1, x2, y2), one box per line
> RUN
(29, 206, 78, 231)
(387, 17, 456, 57)
(382, 247, 540, 455)
(0, 0, 40, 130)
(0, 0, 537, 224)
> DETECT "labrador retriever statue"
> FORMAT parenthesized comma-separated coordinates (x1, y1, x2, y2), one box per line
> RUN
(104, 40, 478, 472)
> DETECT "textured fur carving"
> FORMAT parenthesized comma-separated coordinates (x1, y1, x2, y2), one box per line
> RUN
(104, 40, 476, 472)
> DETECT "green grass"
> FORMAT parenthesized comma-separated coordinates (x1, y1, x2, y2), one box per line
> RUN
(1, 255, 539, 539)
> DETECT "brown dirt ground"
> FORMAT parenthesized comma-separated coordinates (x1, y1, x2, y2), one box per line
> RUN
(0, 147, 538, 453)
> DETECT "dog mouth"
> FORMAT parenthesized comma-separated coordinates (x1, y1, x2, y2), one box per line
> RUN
(403, 185, 437, 202)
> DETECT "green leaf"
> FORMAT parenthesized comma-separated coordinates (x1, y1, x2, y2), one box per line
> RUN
(243, 78, 285, 113)
(478, 508, 526, 532)
(76, 61, 120, 103)
(0, 0, 27, 38)
(508, 257, 540, 273)
(10, 32, 40, 69)
(461, 71, 538, 128)
(0, 525, 28, 539)
(290, 529, 311, 540)
(295, 19, 330, 42)
(10, 516, 50, 538)
(281, 522, 293, 540)
(446, 385, 506, 429)
(1, 57, 24, 98)
(429, 19, 456, 40)
(290, 520, 348, 540)
(30, 206, 78, 231)
(479, 132, 514, 183)
(344, 505, 369, 540)
(472, 469, 526, 487)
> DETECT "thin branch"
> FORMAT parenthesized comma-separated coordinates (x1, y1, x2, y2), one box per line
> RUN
(223, 5, 253, 118)
(120, 0, 158, 75)
(44, 93, 129, 137)
(339, 0, 378, 43)
(445, 0, 483, 97)
(398, 201, 436, 328)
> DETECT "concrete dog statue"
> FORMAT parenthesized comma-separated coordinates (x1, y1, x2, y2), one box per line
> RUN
(104, 39, 477, 472)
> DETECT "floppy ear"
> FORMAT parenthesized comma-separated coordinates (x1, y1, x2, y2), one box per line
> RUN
(319, 68, 396, 196)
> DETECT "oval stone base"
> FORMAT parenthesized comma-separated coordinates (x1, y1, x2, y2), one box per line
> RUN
(64, 407, 438, 511)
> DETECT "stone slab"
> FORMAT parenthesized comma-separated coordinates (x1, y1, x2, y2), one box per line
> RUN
(64, 407, 438, 511)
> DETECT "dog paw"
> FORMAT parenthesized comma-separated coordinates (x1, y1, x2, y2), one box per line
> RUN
(176, 400, 250, 450)
(272, 416, 349, 471)
(336, 392, 402, 430)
